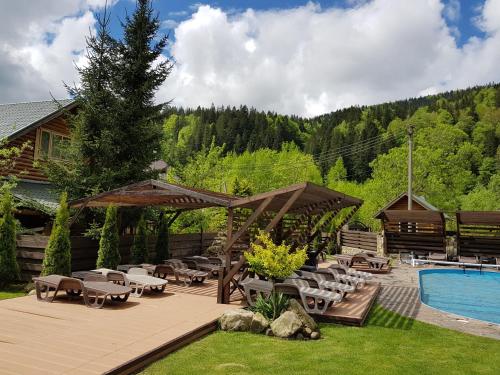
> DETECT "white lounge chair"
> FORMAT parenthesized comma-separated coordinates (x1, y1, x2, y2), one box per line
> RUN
(239, 277, 274, 306)
(298, 271, 355, 298)
(275, 278, 342, 315)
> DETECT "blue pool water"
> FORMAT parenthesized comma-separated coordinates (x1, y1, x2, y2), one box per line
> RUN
(419, 269, 500, 324)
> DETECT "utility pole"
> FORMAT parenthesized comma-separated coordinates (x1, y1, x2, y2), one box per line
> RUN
(407, 124, 414, 210)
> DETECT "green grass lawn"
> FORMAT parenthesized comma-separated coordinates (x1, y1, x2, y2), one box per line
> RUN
(0, 284, 27, 300)
(141, 305, 500, 375)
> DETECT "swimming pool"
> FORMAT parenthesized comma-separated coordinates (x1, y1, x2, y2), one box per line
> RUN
(419, 269, 500, 324)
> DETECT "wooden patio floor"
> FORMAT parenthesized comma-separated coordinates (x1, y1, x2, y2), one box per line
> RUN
(0, 280, 242, 375)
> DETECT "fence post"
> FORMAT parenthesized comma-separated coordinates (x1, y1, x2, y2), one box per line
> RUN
(199, 226, 204, 255)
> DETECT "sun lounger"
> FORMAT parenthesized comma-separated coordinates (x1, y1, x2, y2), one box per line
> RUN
(336, 253, 389, 271)
(328, 264, 373, 281)
(183, 256, 222, 278)
(275, 278, 342, 315)
(33, 275, 131, 308)
(94, 268, 168, 297)
(459, 256, 479, 263)
(321, 266, 366, 289)
(239, 277, 274, 306)
(428, 252, 447, 261)
(298, 270, 355, 298)
(160, 260, 209, 286)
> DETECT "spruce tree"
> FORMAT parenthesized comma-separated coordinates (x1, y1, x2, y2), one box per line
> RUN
(131, 214, 148, 264)
(113, 0, 173, 184)
(41, 193, 71, 276)
(0, 190, 20, 284)
(154, 213, 169, 264)
(46, 7, 120, 198)
(96, 205, 121, 269)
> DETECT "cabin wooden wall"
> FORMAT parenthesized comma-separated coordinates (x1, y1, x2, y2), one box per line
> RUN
(1, 116, 70, 181)
(386, 196, 427, 211)
(16, 232, 217, 281)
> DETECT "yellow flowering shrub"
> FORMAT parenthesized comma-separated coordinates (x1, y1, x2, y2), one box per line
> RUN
(244, 231, 307, 280)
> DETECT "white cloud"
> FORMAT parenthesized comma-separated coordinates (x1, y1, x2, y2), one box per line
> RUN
(157, 0, 500, 116)
(1, 0, 500, 117)
(0, 0, 103, 102)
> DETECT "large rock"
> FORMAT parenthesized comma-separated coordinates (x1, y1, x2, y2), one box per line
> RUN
(287, 298, 318, 331)
(220, 309, 254, 332)
(250, 312, 269, 333)
(270, 311, 303, 338)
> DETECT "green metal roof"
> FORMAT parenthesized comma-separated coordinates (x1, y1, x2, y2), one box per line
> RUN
(12, 181, 59, 215)
(0, 99, 75, 140)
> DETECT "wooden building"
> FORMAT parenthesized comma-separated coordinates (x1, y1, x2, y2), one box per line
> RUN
(374, 193, 447, 256)
(0, 99, 75, 231)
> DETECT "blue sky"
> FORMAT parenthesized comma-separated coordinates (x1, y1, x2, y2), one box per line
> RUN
(1, 0, 499, 116)
(106, 0, 486, 47)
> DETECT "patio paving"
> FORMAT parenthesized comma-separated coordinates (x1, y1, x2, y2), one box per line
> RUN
(376, 264, 500, 340)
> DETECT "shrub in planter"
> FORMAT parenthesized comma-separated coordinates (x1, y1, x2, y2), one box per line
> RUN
(41, 192, 71, 276)
(96, 205, 120, 269)
(131, 214, 148, 263)
(0, 190, 20, 284)
(244, 231, 307, 281)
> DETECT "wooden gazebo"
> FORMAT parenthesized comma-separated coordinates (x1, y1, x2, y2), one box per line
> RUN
(456, 211, 500, 259)
(218, 182, 362, 303)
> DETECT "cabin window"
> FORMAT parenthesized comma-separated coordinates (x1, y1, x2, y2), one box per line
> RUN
(35, 129, 70, 160)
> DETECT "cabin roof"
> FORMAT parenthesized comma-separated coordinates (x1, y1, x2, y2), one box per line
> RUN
(0, 99, 75, 140)
(373, 192, 440, 219)
(12, 181, 59, 214)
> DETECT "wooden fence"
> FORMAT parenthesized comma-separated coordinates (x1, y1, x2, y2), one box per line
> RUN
(457, 211, 500, 258)
(16, 232, 217, 281)
(340, 230, 378, 252)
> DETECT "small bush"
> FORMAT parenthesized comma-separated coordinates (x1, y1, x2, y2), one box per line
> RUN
(0, 190, 20, 284)
(131, 214, 148, 264)
(251, 292, 289, 321)
(244, 231, 307, 280)
(96, 205, 120, 269)
(155, 213, 170, 263)
(41, 192, 71, 276)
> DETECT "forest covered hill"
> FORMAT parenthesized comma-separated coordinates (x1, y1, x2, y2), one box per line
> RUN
(162, 84, 500, 231)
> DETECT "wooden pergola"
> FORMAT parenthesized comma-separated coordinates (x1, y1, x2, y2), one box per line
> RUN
(69, 179, 237, 226)
(218, 182, 362, 304)
(69, 179, 363, 305)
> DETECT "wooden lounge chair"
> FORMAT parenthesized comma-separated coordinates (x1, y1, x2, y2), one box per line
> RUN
(161, 260, 209, 286)
(297, 270, 355, 298)
(428, 252, 447, 261)
(94, 268, 167, 297)
(351, 252, 390, 271)
(183, 256, 222, 278)
(33, 275, 131, 308)
(239, 277, 274, 306)
(275, 278, 342, 315)
(459, 255, 479, 263)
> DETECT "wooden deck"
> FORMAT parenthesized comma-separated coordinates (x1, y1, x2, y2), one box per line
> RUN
(0, 273, 379, 374)
(315, 282, 381, 326)
(0, 282, 241, 375)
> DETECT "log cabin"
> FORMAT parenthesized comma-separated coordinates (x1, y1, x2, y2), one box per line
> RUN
(0, 99, 76, 232)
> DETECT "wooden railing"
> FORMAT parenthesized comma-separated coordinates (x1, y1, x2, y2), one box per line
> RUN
(16, 232, 216, 280)
(340, 230, 378, 252)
